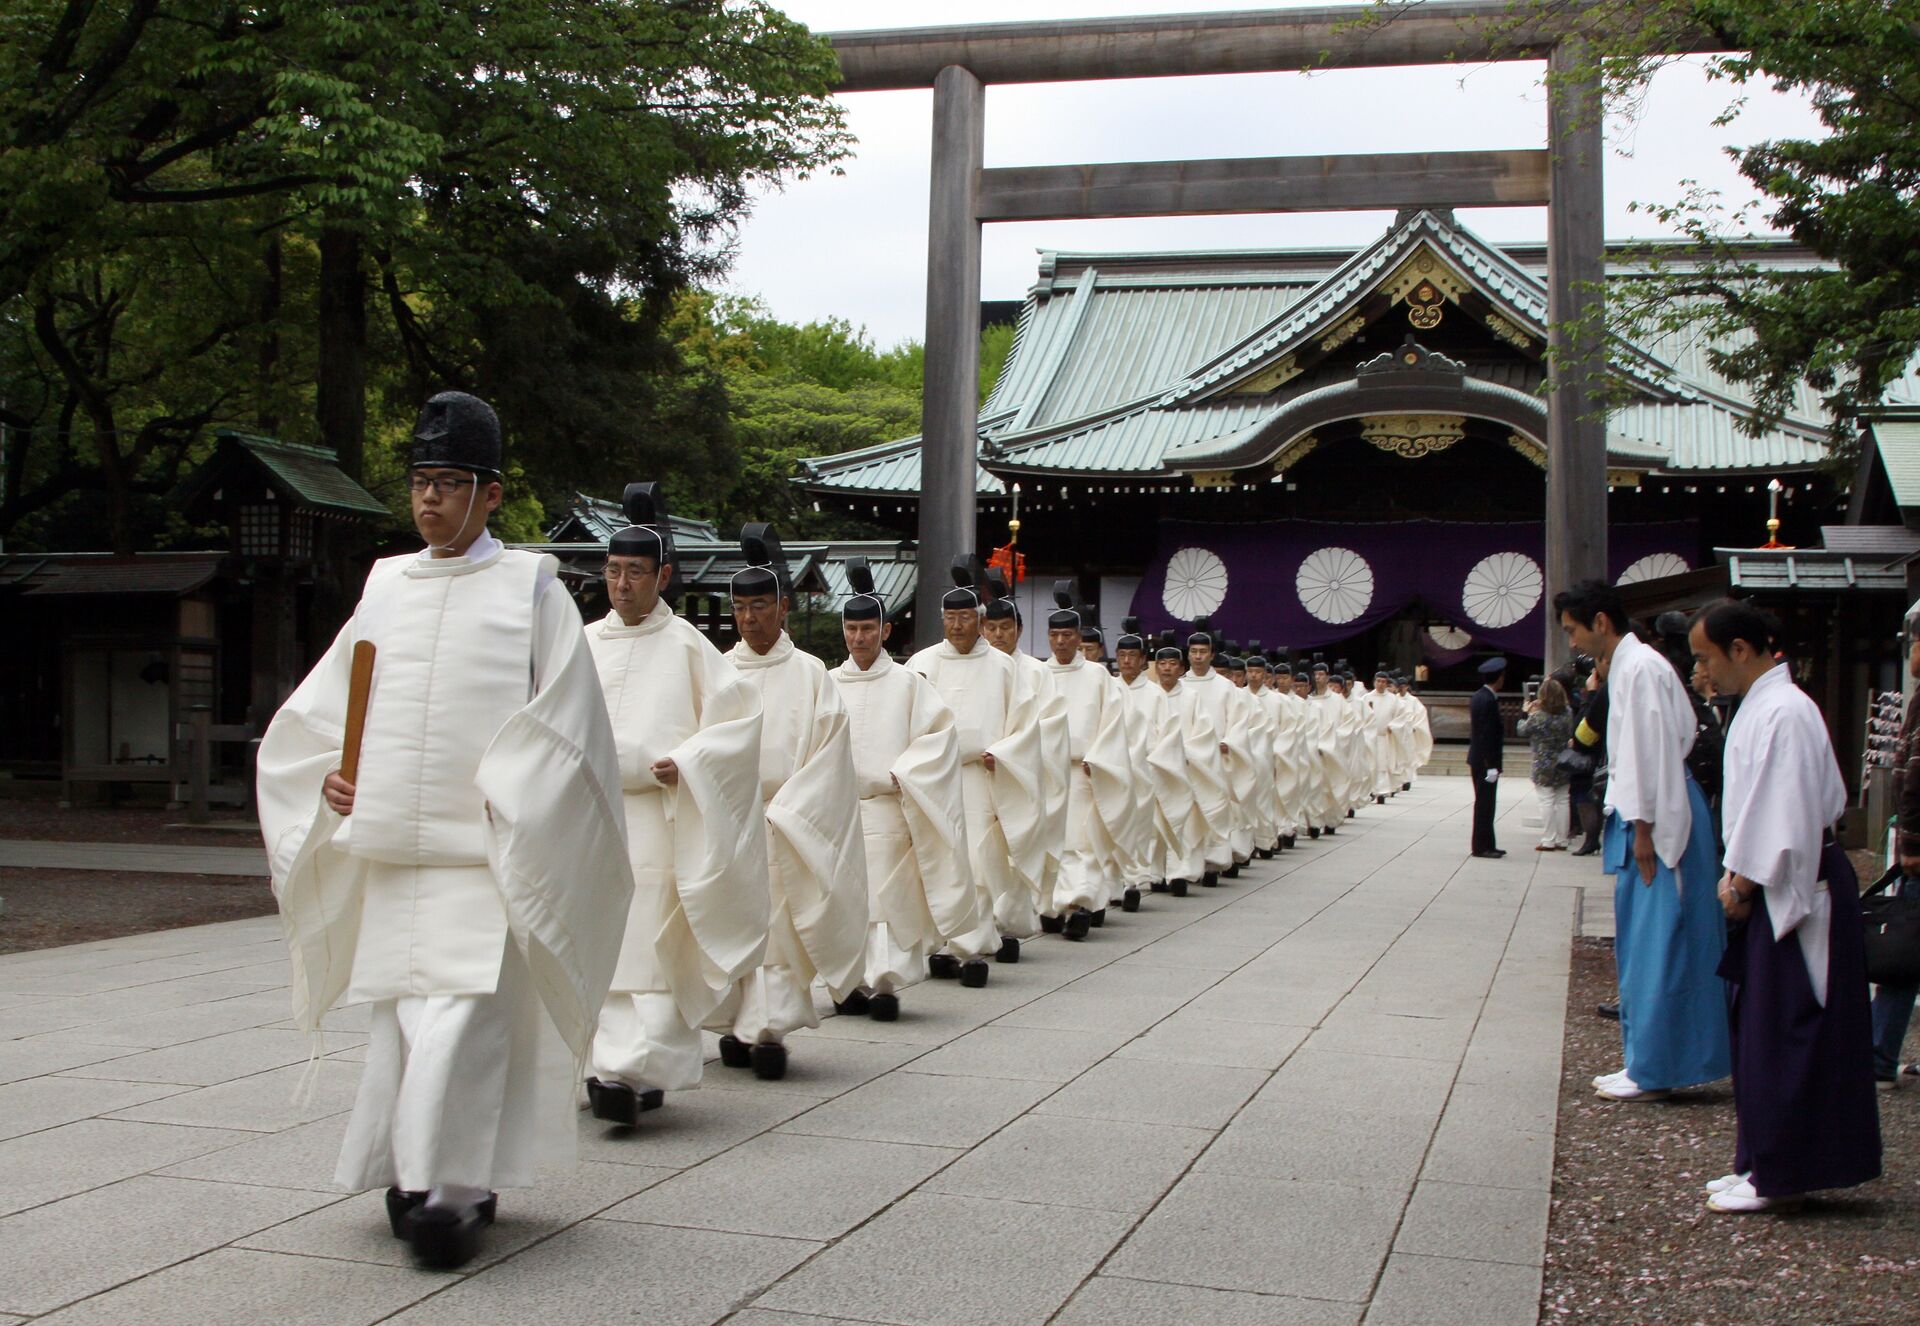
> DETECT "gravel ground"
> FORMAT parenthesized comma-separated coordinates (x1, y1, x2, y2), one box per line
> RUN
(0, 868, 275, 956)
(0, 798, 260, 847)
(1544, 936, 1920, 1324)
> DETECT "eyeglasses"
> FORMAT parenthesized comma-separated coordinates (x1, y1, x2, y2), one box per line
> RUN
(408, 474, 476, 496)
(602, 563, 658, 583)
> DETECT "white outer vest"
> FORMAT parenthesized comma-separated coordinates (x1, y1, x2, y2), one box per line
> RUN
(335, 547, 542, 866)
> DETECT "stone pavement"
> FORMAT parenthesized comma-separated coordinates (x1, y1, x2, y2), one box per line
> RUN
(0, 841, 269, 877)
(0, 777, 1590, 1325)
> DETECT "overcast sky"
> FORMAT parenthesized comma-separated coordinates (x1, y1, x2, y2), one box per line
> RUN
(721, 0, 1824, 348)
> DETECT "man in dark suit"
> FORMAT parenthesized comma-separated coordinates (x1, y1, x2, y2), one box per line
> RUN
(1469, 657, 1507, 858)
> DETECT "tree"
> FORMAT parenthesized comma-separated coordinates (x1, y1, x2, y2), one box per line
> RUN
(1, 0, 850, 550)
(1496, 0, 1920, 443)
(661, 291, 1016, 540)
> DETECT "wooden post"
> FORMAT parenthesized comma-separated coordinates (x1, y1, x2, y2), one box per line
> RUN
(916, 64, 985, 646)
(1544, 38, 1607, 668)
(187, 708, 211, 824)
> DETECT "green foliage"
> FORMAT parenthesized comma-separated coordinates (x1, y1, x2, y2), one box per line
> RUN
(0, 0, 850, 552)
(1499, 0, 1920, 444)
(980, 321, 1017, 402)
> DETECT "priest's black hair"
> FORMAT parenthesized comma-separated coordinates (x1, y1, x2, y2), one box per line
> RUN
(1691, 598, 1779, 657)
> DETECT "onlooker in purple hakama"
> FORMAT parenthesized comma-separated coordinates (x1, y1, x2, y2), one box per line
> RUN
(1691, 600, 1882, 1215)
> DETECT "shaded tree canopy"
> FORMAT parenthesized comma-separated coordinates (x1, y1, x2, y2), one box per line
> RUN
(1, 0, 851, 552)
(662, 290, 1013, 540)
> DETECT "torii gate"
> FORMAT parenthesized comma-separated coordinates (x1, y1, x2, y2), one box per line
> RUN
(824, 4, 1720, 664)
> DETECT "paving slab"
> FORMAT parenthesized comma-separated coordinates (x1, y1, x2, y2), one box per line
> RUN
(922, 1113, 1210, 1213)
(28, 1247, 435, 1326)
(0, 839, 268, 876)
(54, 1027, 363, 1087)
(906, 1021, 1128, 1082)
(1362, 1252, 1543, 1326)
(0, 1174, 335, 1316)
(756, 1191, 1132, 1326)
(1393, 1179, 1552, 1267)
(1034, 1056, 1268, 1129)
(777, 1068, 1053, 1149)
(240, 1158, 676, 1269)
(1053, 1276, 1364, 1326)
(1113, 1013, 1311, 1070)
(1197, 1104, 1437, 1191)
(385, 1220, 820, 1326)
(1106, 1171, 1406, 1302)
(104, 1058, 361, 1132)
(0, 1117, 260, 1217)
(602, 1133, 957, 1240)
(0, 1074, 192, 1143)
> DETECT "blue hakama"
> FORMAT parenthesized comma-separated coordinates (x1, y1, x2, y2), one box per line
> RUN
(1607, 776, 1731, 1090)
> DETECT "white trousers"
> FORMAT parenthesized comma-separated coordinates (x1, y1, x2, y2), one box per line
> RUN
(336, 943, 571, 1193)
(712, 911, 816, 1045)
(591, 992, 703, 1093)
(1533, 781, 1571, 847)
(863, 922, 925, 995)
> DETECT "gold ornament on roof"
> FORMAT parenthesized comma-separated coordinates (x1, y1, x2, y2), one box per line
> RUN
(1485, 313, 1531, 349)
(1240, 354, 1301, 394)
(1406, 280, 1445, 330)
(1320, 315, 1367, 352)
(1362, 414, 1465, 458)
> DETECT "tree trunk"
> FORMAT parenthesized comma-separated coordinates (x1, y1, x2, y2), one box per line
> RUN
(258, 236, 282, 435)
(316, 228, 366, 479)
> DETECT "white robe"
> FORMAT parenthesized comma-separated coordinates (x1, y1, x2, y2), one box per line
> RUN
(1173, 677, 1234, 870)
(1012, 650, 1072, 898)
(586, 600, 769, 1091)
(908, 637, 1046, 938)
(256, 532, 630, 1191)
(1407, 693, 1434, 775)
(1254, 685, 1299, 835)
(727, 633, 869, 1031)
(1365, 688, 1399, 797)
(1044, 654, 1137, 913)
(1124, 675, 1191, 882)
(1114, 672, 1161, 883)
(1305, 690, 1349, 826)
(1720, 663, 1848, 1004)
(1341, 689, 1372, 808)
(1181, 669, 1243, 866)
(1604, 632, 1697, 871)
(257, 535, 630, 1059)
(1232, 682, 1279, 849)
(834, 652, 995, 984)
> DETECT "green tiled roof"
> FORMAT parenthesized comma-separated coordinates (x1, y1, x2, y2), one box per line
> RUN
(216, 431, 391, 518)
(799, 211, 1915, 498)
(1871, 418, 1920, 508)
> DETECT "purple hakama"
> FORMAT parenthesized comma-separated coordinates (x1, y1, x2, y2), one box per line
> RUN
(1718, 841, 1882, 1198)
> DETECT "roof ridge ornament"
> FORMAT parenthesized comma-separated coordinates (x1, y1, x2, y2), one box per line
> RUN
(1356, 335, 1466, 380)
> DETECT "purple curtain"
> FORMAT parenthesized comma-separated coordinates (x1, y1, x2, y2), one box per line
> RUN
(1129, 518, 1699, 658)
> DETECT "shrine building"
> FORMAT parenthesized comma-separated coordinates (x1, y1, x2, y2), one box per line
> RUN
(797, 209, 1912, 687)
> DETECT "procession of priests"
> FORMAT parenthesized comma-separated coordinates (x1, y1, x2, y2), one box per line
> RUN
(254, 391, 1431, 1270)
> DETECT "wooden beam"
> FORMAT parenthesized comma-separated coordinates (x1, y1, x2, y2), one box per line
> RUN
(975, 150, 1549, 221)
(826, 3, 1728, 91)
(915, 66, 986, 646)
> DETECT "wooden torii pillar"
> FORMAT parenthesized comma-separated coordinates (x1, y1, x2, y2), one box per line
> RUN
(827, 5, 1712, 655)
